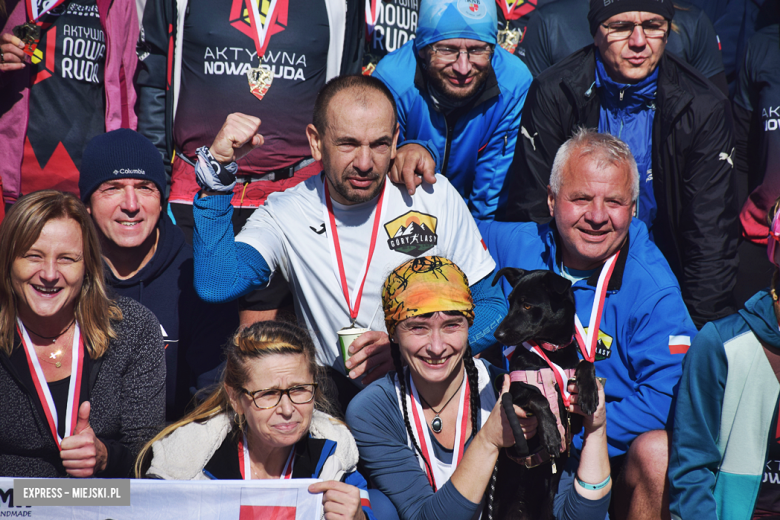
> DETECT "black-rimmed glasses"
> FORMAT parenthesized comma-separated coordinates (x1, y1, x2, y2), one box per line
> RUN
(241, 383, 318, 409)
(601, 20, 668, 41)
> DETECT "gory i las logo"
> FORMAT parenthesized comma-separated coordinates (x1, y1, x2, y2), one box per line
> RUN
(229, 0, 289, 40)
(581, 327, 612, 360)
(384, 211, 438, 256)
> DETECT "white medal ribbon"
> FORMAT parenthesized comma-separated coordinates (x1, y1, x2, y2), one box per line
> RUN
(246, 0, 280, 58)
(573, 251, 619, 362)
(365, 0, 381, 36)
(17, 318, 82, 448)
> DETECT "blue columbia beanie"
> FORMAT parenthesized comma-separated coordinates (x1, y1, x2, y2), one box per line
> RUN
(78, 129, 166, 202)
(415, 0, 497, 50)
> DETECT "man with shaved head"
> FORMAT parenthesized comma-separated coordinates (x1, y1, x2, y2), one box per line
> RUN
(190, 74, 506, 410)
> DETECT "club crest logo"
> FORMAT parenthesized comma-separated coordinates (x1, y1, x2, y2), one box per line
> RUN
(457, 0, 487, 19)
(583, 327, 613, 361)
(229, 0, 288, 40)
(384, 211, 438, 257)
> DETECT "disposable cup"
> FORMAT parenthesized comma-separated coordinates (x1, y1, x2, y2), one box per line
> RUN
(338, 327, 369, 366)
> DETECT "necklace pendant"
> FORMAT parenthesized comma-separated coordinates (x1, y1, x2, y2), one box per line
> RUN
(55, 362, 61, 368)
(431, 415, 442, 434)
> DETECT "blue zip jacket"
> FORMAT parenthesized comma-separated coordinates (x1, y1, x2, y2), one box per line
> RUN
(595, 51, 659, 230)
(374, 41, 532, 221)
(669, 290, 780, 520)
(481, 219, 696, 456)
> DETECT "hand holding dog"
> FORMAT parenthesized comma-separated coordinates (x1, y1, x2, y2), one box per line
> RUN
(482, 374, 539, 449)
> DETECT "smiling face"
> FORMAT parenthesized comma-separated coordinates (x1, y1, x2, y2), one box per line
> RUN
(11, 218, 85, 326)
(228, 353, 315, 452)
(594, 11, 667, 84)
(422, 38, 493, 100)
(393, 311, 469, 386)
(86, 179, 162, 250)
(548, 152, 635, 270)
(306, 87, 398, 205)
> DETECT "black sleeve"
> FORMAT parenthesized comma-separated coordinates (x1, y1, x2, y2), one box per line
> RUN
(502, 78, 572, 223)
(684, 6, 725, 82)
(340, 0, 364, 75)
(516, 9, 552, 77)
(678, 98, 739, 327)
(135, 0, 174, 180)
(732, 102, 752, 203)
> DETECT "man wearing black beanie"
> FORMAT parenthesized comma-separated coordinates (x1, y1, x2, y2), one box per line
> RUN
(79, 129, 238, 421)
(503, 0, 739, 519)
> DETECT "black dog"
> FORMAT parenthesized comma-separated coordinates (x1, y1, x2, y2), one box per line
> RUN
(489, 268, 599, 520)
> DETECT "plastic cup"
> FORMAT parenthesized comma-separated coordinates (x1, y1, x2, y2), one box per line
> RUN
(338, 327, 369, 366)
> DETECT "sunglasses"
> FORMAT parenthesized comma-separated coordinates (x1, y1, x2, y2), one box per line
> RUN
(768, 210, 780, 267)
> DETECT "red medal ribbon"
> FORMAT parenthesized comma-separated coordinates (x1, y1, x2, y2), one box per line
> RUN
(246, 0, 280, 60)
(515, 341, 572, 407)
(573, 250, 620, 363)
(406, 369, 470, 491)
(239, 432, 294, 480)
(365, 0, 380, 38)
(322, 180, 388, 323)
(497, 0, 519, 19)
(17, 319, 84, 449)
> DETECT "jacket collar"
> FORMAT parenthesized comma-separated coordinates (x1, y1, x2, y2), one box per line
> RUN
(548, 221, 630, 291)
(560, 45, 694, 135)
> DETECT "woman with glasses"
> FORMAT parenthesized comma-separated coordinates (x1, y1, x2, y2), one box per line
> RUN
(669, 198, 780, 519)
(137, 321, 377, 520)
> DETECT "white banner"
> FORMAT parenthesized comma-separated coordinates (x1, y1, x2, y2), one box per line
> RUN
(0, 477, 323, 519)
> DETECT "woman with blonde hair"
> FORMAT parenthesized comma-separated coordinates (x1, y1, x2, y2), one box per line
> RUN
(137, 320, 377, 520)
(0, 190, 165, 477)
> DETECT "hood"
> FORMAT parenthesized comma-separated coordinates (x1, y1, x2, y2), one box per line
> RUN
(739, 290, 780, 349)
(415, 0, 497, 49)
(104, 212, 187, 292)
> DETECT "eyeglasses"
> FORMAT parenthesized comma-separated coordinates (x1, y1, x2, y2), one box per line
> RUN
(601, 20, 669, 41)
(429, 45, 493, 64)
(768, 210, 780, 267)
(241, 383, 318, 410)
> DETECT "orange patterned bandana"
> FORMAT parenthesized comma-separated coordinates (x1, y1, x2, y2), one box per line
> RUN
(382, 256, 474, 336)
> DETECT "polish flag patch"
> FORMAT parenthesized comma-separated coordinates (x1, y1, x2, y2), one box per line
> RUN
(668, 335, 691, 355)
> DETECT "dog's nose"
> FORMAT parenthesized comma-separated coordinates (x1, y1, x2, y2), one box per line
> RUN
(494, 327, 507, 344)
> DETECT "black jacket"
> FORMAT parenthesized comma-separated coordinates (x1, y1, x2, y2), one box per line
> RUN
(505, 46, 739, 328)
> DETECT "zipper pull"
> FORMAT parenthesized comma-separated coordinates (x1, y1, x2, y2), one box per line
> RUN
(503, 134, 508, 155)
(620, 89, 625, 102)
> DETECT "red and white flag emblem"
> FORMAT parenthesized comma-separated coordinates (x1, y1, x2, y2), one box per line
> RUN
(668, 335, 691, 355)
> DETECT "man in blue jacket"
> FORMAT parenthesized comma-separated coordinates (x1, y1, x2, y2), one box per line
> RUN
(79, 129, 239, 421)
(481, 128, 697, 520)
(373, 0, 532, 221)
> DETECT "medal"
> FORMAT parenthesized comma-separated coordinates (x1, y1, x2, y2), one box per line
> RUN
(362, 53, 380, 76)
(13, 21, 42, 56)
(573, 250, 620, 363)
(247, 65, 273, 101)
(245, 0, 280, 100)
(238, 432, 293, 480)
(497, 27, 522, 54)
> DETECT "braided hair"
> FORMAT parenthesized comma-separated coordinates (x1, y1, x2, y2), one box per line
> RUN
(391, 311, 482, 491)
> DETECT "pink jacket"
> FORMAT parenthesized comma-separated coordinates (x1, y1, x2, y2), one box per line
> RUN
(0, 0, 138, 204)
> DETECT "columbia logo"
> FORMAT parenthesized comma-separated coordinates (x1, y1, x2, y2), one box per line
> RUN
(113, 170, 119, 175)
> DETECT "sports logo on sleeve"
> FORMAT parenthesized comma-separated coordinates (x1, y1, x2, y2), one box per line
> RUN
(384, 211, 438, 256)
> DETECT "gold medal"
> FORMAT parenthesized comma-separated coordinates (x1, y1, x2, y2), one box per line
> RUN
(362, 53, 380, 76)
(498, 27, 522, 55)
(13, 21, 42, 56)
(247, 63, 273, 101)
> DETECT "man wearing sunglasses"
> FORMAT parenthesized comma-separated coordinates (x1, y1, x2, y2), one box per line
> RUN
(371, 0, 533, 222)
(505, 0, 740, 336)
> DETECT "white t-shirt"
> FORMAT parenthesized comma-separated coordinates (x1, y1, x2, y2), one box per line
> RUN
(236, 174, 496, 372)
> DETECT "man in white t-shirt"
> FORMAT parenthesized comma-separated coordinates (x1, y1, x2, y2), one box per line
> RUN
(191, 74, 506, 407)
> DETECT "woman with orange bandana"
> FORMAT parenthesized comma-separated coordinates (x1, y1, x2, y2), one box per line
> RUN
(346, 256, 611, 520)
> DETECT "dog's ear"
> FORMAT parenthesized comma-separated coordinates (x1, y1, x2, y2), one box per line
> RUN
(547, 272, 572, 296)
(493, 267, 525, 288)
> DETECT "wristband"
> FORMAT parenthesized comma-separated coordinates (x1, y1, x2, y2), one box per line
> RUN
(575, 474, 611, 491)
(195, 146, 238, 192)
